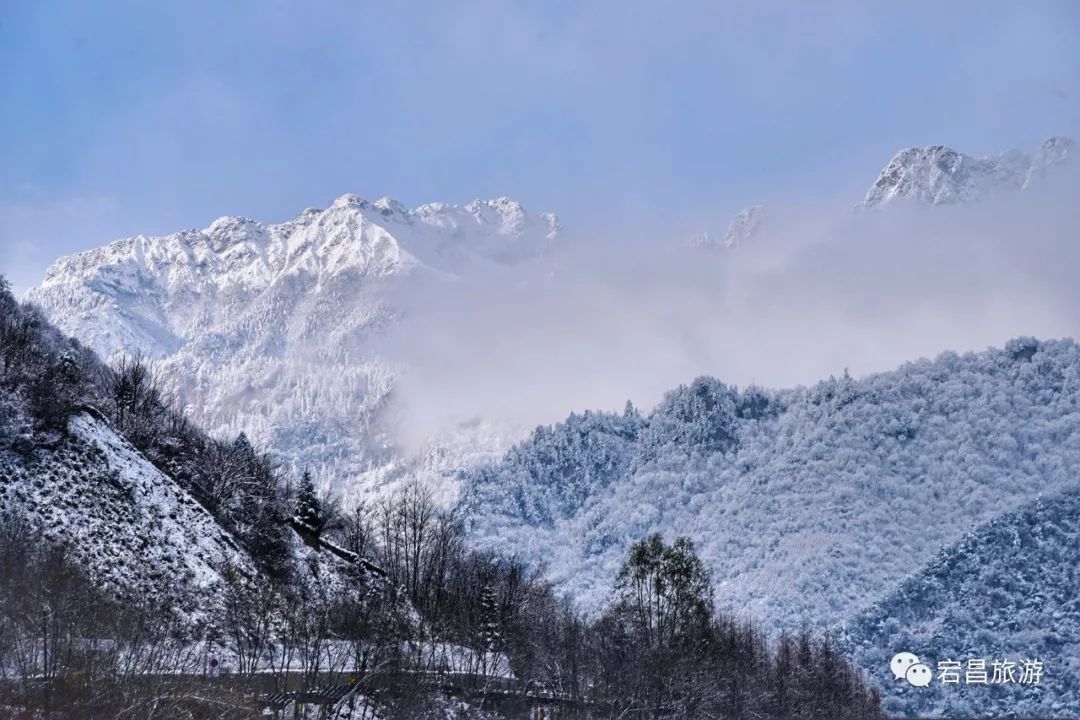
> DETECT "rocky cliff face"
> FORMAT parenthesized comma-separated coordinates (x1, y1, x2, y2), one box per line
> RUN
(27, 195, 560, 496)
(859, 136, 1074, 209)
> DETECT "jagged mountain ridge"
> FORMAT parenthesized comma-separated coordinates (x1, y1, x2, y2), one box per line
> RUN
(691, 206, 767, 250)
(722, 205, 766, 247)
(27, 195, 560, 495)
(29, 137, 1074, 498)
(457, 338, 1080, 634)
(702, 136, 1073, 248)
(839, 485, 1080, 718)
(860, 136, 1074, 209)
(30, 194, 559, 361)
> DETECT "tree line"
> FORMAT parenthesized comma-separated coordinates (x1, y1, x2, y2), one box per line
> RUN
(1, 276, 882, 718)
(0, 495, 884, 719)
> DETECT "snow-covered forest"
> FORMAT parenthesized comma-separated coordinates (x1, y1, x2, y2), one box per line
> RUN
(459, 340, 1080, 627)
(7, 137, 1080, 716)
(0, 276, 884, 718)
(840, 486, 1080, 716)
(8, 147, 1080, 715)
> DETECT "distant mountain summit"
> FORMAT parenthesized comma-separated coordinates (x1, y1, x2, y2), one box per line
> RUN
(687, 206, 766, 251)
(723, 205, 766, 247)
(28, 195, 559, 494)
(860, 136, 1074, 209)
(691, 137, 1074, 247)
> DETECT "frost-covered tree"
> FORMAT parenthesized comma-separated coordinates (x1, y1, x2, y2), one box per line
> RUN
(638, 377, 741, 461)
(294, 469, 324, 534)
(459, 408, 645, 526)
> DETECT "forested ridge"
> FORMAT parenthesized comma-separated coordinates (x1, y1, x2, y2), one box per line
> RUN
(0, 275, 884, 718)
(840, 485, 1080, 717)
(459, 338, 1080, 631)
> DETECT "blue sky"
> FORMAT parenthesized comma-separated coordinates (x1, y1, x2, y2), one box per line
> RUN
(2, 1, 1078, 291)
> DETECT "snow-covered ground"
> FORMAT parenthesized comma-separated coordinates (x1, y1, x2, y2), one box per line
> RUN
(0, 406, 252, 623)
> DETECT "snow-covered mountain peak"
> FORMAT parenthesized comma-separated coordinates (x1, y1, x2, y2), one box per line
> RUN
(723, 205, 766, 247)
(463, 197, 529, 235)
(687, 205, 767, 252)
(1026, 135, 1075, 187)
(330, 192, 364, 208)
(1036, 134, 1074, 161)
(36, 194, 559, 299)
(28, 193, 560, 493)
(204, 215, 269, 253)
(372, 195, 409, 217)
(860, 136, 1074, 209)
(207, 214, 260, 234)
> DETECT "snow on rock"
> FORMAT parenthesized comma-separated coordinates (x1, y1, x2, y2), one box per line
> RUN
(1025, 136, 1075, 189)
(859, 136, 1074, 210)
(722, 205, 766, 248)
(27, 196, 560, 498)
(686, 206, 766, 251)
(0, 411, 253, 622)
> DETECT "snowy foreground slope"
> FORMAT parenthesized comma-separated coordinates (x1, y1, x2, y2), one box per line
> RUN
(458, 338, 1080, 633)
(27, 195, 558, 496)
(0, 406, 387, 634)
(0, 408, 252, 622)
(840, 485, 1080, 718)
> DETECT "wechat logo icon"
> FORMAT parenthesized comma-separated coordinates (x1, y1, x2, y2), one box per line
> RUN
(891, 652, 932, 688)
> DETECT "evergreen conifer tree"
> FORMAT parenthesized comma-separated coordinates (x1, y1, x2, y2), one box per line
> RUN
(294, 469, 323, 534)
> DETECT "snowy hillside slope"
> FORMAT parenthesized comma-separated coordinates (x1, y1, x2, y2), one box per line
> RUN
(0, 273, 403, 637)
(27, 195, 559, 495)
(860, 136, 1074, 209)
(458, 338, 1080, 632)
(0, 407, 253, 622)
(0, 406, 390, 632)
(839, 486, 1080, 718)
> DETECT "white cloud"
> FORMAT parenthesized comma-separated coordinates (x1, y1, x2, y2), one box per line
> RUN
(382, 170, 1080, 446)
